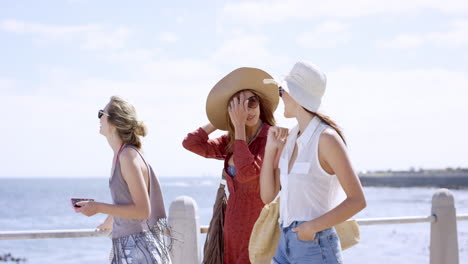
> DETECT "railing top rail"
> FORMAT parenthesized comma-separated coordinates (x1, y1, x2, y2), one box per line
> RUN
(1, 214, 466, 240)
(356, 215, 436, 225)
(0, 229, 110, 240)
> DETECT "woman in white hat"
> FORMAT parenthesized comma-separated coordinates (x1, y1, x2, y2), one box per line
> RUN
(182, 67, 279, 264)
(260, 62, 366, 263)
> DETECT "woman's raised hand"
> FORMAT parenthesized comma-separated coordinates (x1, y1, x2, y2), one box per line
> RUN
(266, 126, 289, 149)
(228, 93, 249, 129)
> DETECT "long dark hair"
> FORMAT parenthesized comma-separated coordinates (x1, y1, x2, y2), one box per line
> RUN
(304, 108, 346, 145)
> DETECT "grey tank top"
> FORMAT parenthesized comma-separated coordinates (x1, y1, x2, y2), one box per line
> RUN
(109, 144, 167, 239)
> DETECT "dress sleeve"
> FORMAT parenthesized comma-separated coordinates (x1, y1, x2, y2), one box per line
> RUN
(232, 140, 265, 183)
(182, 127, 227, 160)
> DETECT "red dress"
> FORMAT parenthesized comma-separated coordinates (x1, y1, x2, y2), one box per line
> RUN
(182, 124, 270, 264)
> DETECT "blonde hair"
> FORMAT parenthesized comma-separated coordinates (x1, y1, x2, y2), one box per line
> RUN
(225, 90, 276, 152)
(107, 96, 147, 149)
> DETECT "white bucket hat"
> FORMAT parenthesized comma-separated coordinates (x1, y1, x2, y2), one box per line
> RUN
(265, 61, 327, 112)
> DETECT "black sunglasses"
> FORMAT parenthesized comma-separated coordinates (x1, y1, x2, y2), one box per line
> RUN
(98, 109, 110, 119)
(279, 87, 284, 97)
(247, 95, 260, 109)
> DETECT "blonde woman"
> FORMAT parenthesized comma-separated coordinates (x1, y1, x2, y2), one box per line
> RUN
(76, 96, 171, 264)
(260, 62, 366, 264)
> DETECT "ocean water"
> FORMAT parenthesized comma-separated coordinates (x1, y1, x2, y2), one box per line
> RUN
(0, 178, 467, 264)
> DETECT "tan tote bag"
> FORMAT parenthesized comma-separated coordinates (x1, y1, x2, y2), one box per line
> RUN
(249, 198, 360, 264)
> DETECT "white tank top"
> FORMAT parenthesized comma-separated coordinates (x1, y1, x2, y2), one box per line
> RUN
(278, 117, 345, 227)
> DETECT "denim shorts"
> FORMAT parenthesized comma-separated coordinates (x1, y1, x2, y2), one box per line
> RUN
(273, 221, 343, 264)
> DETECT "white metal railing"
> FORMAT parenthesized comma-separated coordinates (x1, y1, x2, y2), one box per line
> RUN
(0, 189, 466, 264)
(2, 214, 467, 240)
(355, 215, 436, 225)
(0, 229, 110, 240)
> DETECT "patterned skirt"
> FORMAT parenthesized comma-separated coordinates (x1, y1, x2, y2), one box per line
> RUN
(111, 231, 171, 264)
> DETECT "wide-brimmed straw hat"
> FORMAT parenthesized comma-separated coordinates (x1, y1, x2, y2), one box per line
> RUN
(206, 67, 279, 131)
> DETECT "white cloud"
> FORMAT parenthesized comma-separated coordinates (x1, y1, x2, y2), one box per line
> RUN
(0, 19, 131, 50)
(0, 70, 213, 178)
(427, 19, 468, 46)
(2, 11, 467, 176)
(380, 19, 468, 49)
(29, 59, 219, 100)
(0, 78, 18, 94)
(176, 16, 185, 24)
(297, 21, 350, 48)
(66, 0, 88, 3)
(106, 48, 163, 63)
(0, 32, 293, 177)
(212, 34, 270, 65)
(323, 67, 468, 171)
(4, 64, 467, 177)
(80, 26, 130, 50)
(211, 33, 291, 68)
(221, 0, 468, 24)
(0, 19, 93, 36)
(378, 34, 425, 49)
(159, 32, 178, 43)
(314, 21, 348, 33)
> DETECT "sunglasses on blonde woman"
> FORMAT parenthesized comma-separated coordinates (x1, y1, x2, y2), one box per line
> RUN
(98, 109, 110, 119)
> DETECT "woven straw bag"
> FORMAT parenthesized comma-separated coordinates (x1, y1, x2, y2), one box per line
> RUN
(249, 198, 360, 264)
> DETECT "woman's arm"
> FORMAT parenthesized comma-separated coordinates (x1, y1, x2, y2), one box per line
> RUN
(230, 140, 262, 183)
(77, 148, 151, 220)
(182, 123, 227, 160)
(292, 129, 366, 240)
(201, 123, 216, 134)
(260, 127, 288, 203)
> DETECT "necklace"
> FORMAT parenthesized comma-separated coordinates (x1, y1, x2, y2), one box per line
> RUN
(248, 123, 264, 145)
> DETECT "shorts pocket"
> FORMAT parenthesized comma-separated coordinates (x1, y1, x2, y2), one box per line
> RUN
(293, 231, 318, 244)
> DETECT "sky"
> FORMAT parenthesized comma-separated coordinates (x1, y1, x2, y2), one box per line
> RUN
(1, 0, 467, 178)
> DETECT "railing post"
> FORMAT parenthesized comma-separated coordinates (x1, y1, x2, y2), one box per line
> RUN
(168, 196, 200, 264)
(430, 189, 459, 264)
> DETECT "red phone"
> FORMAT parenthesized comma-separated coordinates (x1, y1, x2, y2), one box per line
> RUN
(70, 198, 95, 208)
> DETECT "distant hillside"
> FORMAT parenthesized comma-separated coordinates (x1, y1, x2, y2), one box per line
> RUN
(358, 168, 468, 188)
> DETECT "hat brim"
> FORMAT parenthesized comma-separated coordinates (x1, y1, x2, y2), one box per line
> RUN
(283, 77, 322, 113)
(206, 67, 279, 131)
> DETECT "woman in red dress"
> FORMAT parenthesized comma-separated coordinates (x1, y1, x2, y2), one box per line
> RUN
(182, 67, 279, 264)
